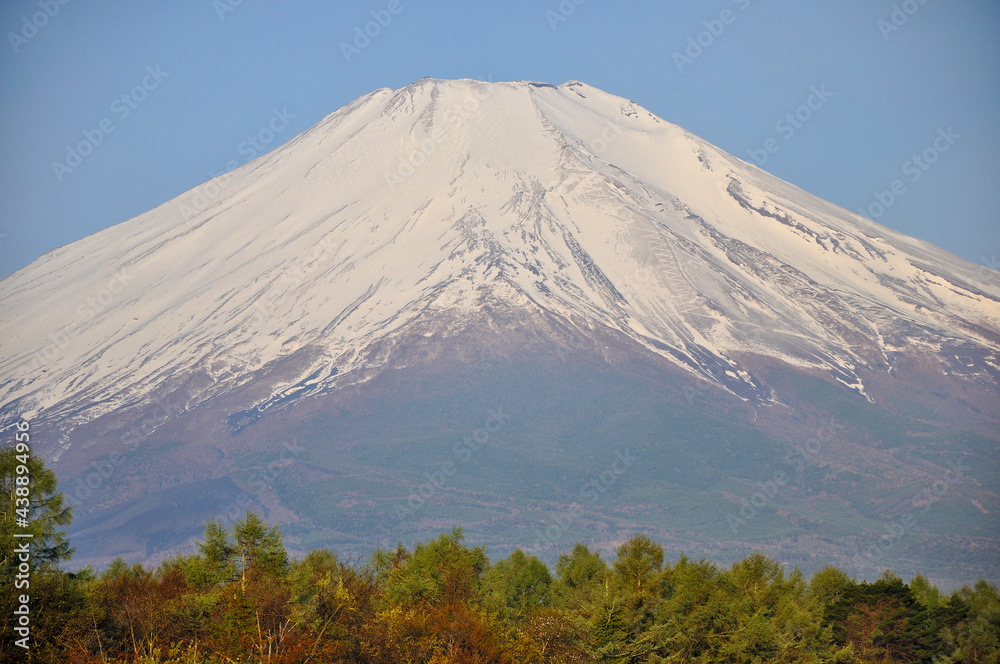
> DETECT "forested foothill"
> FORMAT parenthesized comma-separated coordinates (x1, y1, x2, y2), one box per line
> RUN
(2, 448, 998, 663)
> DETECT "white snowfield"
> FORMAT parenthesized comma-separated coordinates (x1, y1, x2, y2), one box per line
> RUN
(2, 78, 998, 439)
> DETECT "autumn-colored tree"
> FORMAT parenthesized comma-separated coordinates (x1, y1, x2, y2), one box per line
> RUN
(518, 607, 590, 664)
(14, 566, 96, 664)
(1, 507, 997, 664)
(286, 548, 382, 661)
(826, 575, 943, 663)
(88, 559, 190, 661)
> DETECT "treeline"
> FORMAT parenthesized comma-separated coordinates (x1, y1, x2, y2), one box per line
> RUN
(2, 450, 999, 663)
(5, 518, 1000, 663)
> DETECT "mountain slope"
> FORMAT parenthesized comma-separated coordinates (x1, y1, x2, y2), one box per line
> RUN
(1, 79, 997, 585)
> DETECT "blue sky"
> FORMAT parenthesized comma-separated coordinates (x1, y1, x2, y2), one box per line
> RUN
(1, 0, 997, 279)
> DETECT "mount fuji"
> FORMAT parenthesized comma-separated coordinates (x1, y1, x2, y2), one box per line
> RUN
(1, 79, 998, 588)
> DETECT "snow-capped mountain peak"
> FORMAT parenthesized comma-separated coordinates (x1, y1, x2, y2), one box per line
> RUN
(2, 79, 998, 441)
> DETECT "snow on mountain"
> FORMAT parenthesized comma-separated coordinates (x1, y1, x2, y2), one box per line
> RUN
(2, 78, 999, 448)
